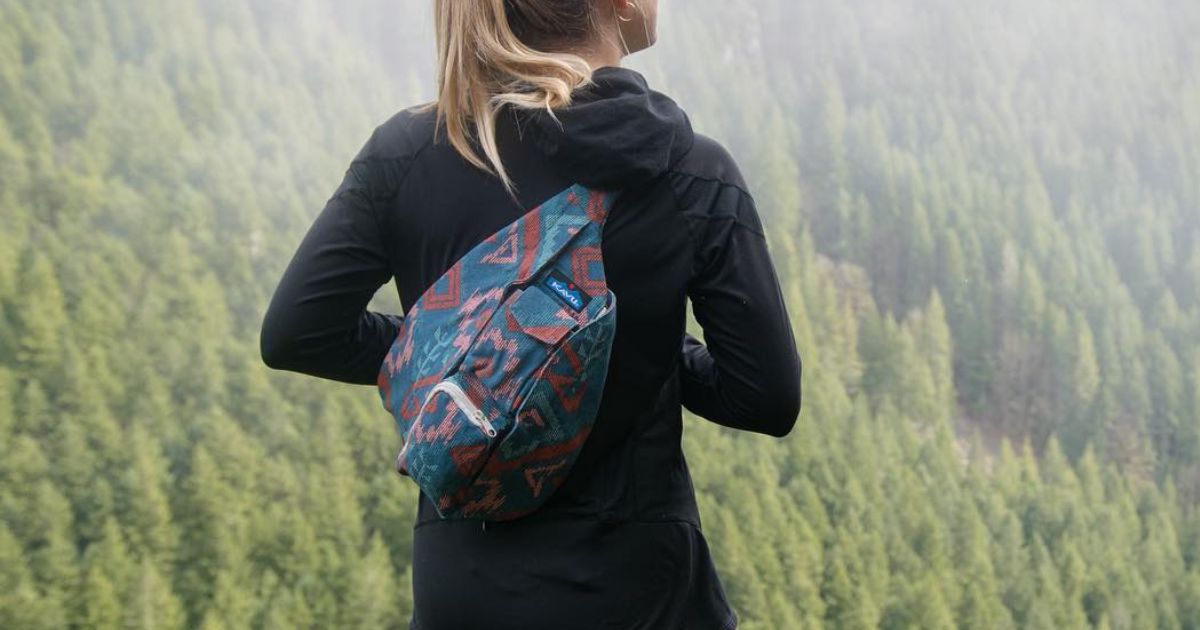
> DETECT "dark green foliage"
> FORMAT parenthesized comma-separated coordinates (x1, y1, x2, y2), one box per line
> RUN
(1, 0, 1198, 627)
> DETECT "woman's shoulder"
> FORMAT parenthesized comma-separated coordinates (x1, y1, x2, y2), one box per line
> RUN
(344, 103, 440, 200)
(354, 103, 440, 163)
(667, 131, 750, 197)
(665, 131, 758, 236)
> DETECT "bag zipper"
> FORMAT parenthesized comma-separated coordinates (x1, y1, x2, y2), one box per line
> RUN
(425, 379, 497, 438)
(397, 379, 497, 474)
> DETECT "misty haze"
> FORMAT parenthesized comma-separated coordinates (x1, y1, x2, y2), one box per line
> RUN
(0, 0, 1198, 628)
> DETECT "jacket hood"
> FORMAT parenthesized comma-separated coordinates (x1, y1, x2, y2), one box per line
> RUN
(515, 65, 695, 189)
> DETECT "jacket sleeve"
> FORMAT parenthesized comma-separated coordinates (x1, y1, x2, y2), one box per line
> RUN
(679, 181, 802, 437)
(259, 151, 403, 386)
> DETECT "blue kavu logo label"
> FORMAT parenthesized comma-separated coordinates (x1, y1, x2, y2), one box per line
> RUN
(543, 269, 590, 312)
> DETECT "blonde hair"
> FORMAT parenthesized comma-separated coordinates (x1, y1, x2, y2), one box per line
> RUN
(415, 0, 604, 200)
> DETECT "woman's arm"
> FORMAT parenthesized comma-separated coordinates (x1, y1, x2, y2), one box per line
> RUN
(679, 183, 802, 437)
(259, 156, 402, 385)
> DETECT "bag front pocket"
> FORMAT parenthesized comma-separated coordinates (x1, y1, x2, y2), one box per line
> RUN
(466, 288, 617, 518)
(397, 375, 507, 514)
(499, 288, 617, 457)
(459, 282, 581, 409)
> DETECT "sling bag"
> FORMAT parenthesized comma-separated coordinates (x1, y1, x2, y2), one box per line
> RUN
(377, 184, 618, 522)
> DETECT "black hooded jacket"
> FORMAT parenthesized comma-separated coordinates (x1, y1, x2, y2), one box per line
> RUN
(260, 65, 801, 630)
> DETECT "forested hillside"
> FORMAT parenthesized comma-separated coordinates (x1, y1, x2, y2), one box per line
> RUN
(1, 1, 1198, 629)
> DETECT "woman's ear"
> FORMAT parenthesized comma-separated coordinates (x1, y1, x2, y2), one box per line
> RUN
(613, 0, 656, 55)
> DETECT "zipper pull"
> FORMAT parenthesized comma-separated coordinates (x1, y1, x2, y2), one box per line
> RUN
(476, 410, 497, 437)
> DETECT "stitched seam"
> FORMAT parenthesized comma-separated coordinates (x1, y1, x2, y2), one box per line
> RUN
(666, 173, 700, 285)
(689, 214, 768, 291)
(728, 186, 767, 237)
(351, 128, 436, 202)
(665, 167, 752, 200)
(705, 212, 767, 239)
(669, 172, 765, 237)
(346, 121, 437, 273)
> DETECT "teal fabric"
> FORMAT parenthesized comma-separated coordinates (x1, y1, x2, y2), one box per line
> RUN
(378, 184, 618, 521)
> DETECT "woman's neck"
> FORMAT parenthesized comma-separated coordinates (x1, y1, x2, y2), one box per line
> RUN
(569, 38, 625, 72)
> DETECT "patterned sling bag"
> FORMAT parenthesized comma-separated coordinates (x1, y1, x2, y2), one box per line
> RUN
(376, 184, 618, 522)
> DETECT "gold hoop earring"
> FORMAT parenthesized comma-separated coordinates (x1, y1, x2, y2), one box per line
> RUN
(617, 1, 635, 22)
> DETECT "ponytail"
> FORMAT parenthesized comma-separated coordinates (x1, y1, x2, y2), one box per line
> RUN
(421, 0, 600, 200)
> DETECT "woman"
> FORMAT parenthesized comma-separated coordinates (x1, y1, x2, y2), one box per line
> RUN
(260, 0, 801, 627)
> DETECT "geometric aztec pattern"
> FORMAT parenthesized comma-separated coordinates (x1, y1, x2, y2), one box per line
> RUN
(376, 184, 618, 521)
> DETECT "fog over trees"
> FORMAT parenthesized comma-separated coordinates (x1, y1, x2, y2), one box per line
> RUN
(1, 1, 1198, 628)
